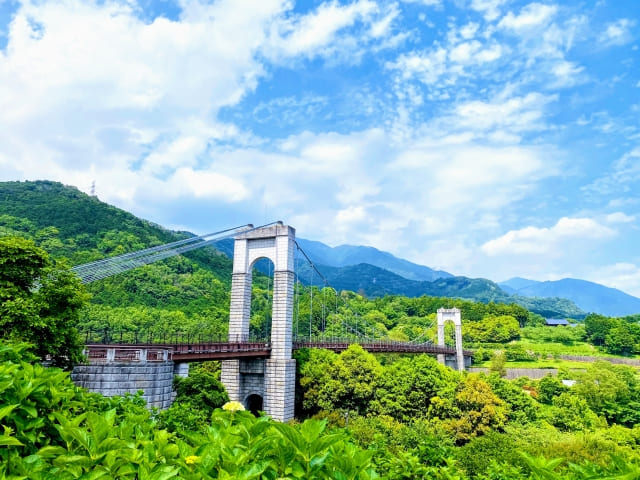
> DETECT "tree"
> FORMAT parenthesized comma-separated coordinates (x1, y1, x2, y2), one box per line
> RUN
(537, 375, 568, 405)
(371, 355, 460, 421)
(463, 314, 520, 343)
(547, 392, 602, 431)
(489, 351, 507, 377)
(605, 322, 640, 355)
(316, 344, 382, 415)
(296, 348, 339, 416)
(584, 313, 616, 346)
(0, 236, 88, 369)
(442, 375, 508, 443)
(487, 373, 539, 424)
(571, 361, 640, 425)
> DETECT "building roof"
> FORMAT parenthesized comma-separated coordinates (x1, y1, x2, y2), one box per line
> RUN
(545, 318, 571, 326)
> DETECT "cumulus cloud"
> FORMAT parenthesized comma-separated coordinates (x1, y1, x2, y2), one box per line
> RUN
(550, 60, 585, 88)
(448, 92, 556, 134)
(401, 0, 442, 7)
(606, 212, 636, 224)
(481, 217, 616, 256)
(0, 0, 290, 210)
(0, 0, 402, 216)
(167, 168, 249, 201)
(1, 0, 637, 288)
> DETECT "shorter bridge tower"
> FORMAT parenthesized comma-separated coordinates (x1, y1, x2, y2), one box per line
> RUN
(436, 308, 465, 371)
(221, 223, 296, 421)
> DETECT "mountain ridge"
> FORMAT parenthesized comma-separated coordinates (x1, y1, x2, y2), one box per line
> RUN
(295, 238, 453, 282)
(500, 277, 640, 317)
(2, 180, 633, 318)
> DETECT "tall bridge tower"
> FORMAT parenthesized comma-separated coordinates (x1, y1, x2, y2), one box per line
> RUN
(436, 308, 465, 371)
(220, 222, 296, 422)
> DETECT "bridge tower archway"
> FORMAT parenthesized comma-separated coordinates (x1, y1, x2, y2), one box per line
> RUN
(436, 308, 465, 371)
(245, 393, 264, 416)
(221, 223, 296, 421)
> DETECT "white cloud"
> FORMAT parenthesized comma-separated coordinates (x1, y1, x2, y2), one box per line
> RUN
(481, 217, 616, 256)
(550, 60, 585, 88)
(401, 0, 442, 6)
(0, 0, 402, 216)
(1, 0, 635, 291)
(167, 168, 248, 201)
(389, 47, 448, 84)
(470, 0, 507, 22)
(599, 18, 636, 47)
(498, 3, 557, 32)
(335, 205, 367, 226)
(449, 92, 556, 133)
(605, 212, 636, 224)
(264, 0, 399, 62)
(0, 0, 289, 203)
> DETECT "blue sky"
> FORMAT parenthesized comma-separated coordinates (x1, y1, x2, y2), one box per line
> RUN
(1, 0, 639, 295)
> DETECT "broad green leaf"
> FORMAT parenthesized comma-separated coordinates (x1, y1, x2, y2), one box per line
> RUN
(0, 434, 24, 446)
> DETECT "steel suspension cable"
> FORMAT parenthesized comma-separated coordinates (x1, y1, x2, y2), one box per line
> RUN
(72, 222, 280, 284)
(309, 270, 314, 341)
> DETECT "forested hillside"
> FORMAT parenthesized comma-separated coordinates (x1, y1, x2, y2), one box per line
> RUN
(1, 180, 583, 327)
(296, 261, 585, 319)
(0, 181, 243, 337)
(6, 180, 640, 479)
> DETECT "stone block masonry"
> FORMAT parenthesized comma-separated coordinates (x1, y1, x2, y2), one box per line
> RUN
(221, 223, 297, 421)
(72, 361, 175, 409)
(264, 359, 296, 422)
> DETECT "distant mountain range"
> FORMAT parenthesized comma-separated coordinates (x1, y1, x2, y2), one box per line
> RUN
(216, 229, 640, 318)
(2, 180, 638, 319)
(291, 240, 640, 318)
(295, 239, 452, 282)
(500, 277, 640, 318)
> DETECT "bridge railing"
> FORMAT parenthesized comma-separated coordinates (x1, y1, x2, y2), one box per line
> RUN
(292, 337, 473, 356)
(79, 330, 471, 356)
(84, 345, 172, 363)
(79, 328, 269, 346)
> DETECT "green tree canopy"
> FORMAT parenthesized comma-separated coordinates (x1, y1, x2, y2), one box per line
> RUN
(0, 236, 88, 368)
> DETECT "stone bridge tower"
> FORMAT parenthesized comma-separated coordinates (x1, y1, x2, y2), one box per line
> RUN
(220, 222, 296, 421)
(437, 308, 465, 371)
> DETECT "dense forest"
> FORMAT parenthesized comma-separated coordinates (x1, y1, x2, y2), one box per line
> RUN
(3, 180, 640, 478)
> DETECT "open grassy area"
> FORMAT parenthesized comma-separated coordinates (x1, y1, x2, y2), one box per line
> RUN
(515, 340, 601, 357)
(474, 358, 595, 370)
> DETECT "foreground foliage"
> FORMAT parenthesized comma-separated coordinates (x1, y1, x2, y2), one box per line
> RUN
(5, 343, 640, 479)
(0, 343, 382, 479)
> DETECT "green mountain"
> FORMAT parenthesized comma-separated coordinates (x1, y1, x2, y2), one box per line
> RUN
(295, 238, 452, 281)
(0, 180, 240, 338)
(297, 262, 585, 319)
(0, 180, 584, 321)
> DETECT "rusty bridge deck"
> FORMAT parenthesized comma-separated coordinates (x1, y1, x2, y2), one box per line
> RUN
(83, 340, 472, 363)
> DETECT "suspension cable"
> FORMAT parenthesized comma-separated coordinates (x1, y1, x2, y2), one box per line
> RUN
(293, 238, 438, 346)
(309, 270, 314, 341)
(72, 222, 280, 284)
(295, 253, 301, 340)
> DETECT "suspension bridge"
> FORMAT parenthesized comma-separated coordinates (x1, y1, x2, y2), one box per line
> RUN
(70, 222, 471, 421)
